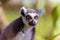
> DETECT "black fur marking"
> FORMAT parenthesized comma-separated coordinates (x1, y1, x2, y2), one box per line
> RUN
(21, 9, 25, 17)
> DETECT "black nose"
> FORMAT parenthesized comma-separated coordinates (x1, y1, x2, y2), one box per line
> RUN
(29, 20, 35, 26)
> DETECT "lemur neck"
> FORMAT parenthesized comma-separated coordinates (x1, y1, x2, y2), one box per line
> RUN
(22, 25, 34, 33)
(24, 24, 34, 30)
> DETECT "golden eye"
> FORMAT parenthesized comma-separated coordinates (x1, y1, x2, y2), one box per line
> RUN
(26, 15, 32, 20)
(34, 15, 38, 20)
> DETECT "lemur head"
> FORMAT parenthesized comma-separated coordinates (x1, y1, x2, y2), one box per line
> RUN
(20, 7, 43, 26)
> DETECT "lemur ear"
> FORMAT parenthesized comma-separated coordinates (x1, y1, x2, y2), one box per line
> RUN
(20, 7, 27, 17)
(37, 9, 44, 16)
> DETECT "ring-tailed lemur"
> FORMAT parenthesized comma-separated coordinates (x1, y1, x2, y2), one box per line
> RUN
(0, 7, 43, 40)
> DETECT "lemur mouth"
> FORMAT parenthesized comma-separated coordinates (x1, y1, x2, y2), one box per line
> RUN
(29, 22, 36, 26)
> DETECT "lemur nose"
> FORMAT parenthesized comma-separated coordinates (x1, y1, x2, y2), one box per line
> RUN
(29, 20, 36, 26)
(32, 20, 35, 24)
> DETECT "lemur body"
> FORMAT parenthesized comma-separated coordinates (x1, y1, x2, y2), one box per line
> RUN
(0, 7, 41, 40)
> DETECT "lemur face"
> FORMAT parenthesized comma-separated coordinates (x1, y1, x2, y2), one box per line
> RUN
(20, 7, 42, 26)
(25, 12, 39, 26)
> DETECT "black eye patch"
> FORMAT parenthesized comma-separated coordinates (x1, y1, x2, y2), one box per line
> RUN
(26, 15, 32, 20)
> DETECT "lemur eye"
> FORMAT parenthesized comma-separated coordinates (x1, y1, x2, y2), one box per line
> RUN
(26, 15, 32, 20)
(34, 15, 38, 20)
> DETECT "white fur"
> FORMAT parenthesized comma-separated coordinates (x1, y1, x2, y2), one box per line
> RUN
(22, 16, 29, 27)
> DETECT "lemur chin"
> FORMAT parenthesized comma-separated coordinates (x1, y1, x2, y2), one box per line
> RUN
(0, 7, 42, 40)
